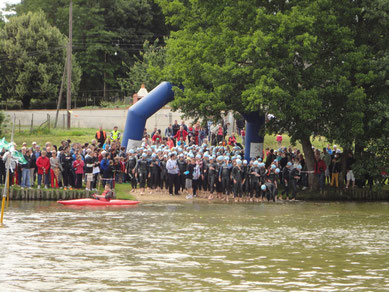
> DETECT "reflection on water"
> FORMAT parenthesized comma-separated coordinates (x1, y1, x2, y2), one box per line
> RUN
(1, 201, 388, 291)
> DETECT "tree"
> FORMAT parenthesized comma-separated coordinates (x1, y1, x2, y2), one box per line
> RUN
(0, 11, 81, 109)
(158, 0, 388, 186)
(118, 39, 166, 96)
(12, 0, 170, 104)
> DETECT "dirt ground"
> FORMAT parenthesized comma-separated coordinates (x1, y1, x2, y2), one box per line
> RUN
(131, 188, 211, 202)
(130, 188, 279, 203)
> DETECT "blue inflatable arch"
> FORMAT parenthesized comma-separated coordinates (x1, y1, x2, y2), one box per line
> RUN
(122, 82, 264, 161)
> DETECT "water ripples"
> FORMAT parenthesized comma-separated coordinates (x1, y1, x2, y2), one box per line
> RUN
(0, 201, 388, 291)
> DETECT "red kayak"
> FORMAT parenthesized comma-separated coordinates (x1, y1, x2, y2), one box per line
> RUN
(57, 198, 140, 206)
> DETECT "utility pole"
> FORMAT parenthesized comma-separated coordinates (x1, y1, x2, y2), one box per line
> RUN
(54, 61, 67, 128)
(66, 0, 73, 129)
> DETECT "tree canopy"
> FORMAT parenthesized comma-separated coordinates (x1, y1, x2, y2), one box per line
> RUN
(157, 0, 389, 180)
(11, 0, 170, 104)
(118, 39, 166, 97)
(0, 11, 81, 109)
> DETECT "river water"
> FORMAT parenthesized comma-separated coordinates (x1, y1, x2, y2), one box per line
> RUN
(1, 201, 388, 291)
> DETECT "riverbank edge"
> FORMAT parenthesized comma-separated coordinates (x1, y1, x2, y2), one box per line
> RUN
(2, 186, 388, 202)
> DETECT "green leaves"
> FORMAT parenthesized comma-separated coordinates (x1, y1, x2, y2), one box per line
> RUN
(0, 11, 81, 109)
(10, 0, 170, 105)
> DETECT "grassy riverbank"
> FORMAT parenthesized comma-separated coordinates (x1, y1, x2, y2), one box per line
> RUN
(5, 182, 137, 201)
(5, 127, 330, 151)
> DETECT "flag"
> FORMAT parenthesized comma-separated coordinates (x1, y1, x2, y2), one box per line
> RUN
(0, 137, 11, 152)
(11, 150, 27, 165)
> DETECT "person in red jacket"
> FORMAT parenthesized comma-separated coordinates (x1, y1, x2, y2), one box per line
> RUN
(314, 154, 327, 191)
(228, 133, 237, 146)
(36, 150, 50, 189)
(73, 154, 85, 189)
(174, 126, 188, 142)
(152, 129, 162, 144)
(92, 184, 114, 201)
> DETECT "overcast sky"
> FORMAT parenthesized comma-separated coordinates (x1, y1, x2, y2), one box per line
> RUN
(0, 0, 20, 11)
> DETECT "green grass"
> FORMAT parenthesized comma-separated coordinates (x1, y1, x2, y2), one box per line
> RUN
(114, 183, 137, 200)
(6, 127, 102, 147)
(8, 180, 137, 200)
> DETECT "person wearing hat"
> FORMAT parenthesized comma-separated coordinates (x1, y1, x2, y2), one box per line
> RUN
(110, 126, 121, 142)
(249, 161, 261, 202)
(149, 153, 161, 191)
(219, 156, 232, 200)
(206, 156, 218, 199)
(166, 152, 180, 195)
(159, 155, 168, 191)
(177, 153, 187, 192)
(125, 150, 138, 190)
(136, 153, 149, 194)
(232, 159, 243, 202)
(281, 162, 292, 198)
(288, 164, 302, 200)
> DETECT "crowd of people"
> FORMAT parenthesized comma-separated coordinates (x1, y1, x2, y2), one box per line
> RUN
(0, 120, 358, 201)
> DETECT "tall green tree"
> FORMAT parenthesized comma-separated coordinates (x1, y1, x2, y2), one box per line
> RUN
(12, 0, 170, 103)
(0, 11, 81, 109)
(157, 0, 388, 184)
(118, 39, 166, 96)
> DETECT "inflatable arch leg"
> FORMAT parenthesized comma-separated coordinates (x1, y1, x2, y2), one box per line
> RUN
(122, 82, 174, 151)
(122, 82, 265, 161)
(243, 112, 265, 162)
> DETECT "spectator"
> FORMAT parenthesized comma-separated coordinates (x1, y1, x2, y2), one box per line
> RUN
(167, 137, 174, 149)
(165, 124, 173, 138)
(73, 154, 85, 189)
(330, 153, 341, 187)
(95, 126, 107, 147)
(345, 152, 356, 189)
(216, 124, 224, 144)
(20, 147, 31, 189)
(322, 148, 332, 185)
(228, 133, 237, 146)
(314, 154, 327, 191)
(110, 126, 121, 142)
(276, 134, 283, 148)
(181, 121, 188, 132)
(84, 149, 94, 191)
(172, 120, 180, 136)
(174, 126, 188, 142)
(152, 129, 162, 143)
(241, 128, 246, 146)
(50, 150, 62, 188)
(36, 150, 50, 189)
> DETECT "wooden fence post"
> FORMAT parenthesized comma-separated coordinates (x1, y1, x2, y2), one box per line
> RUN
(30, 114, 34, 133)
(47, 114, 50, 131)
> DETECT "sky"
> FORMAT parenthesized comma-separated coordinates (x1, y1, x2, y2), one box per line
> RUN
(0, 0, 20, 11)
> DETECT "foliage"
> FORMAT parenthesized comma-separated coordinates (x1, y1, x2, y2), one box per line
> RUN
(157, 0, 389, 177)
(118, 39, 166, 96)
(11, 0, 170, 103)
(0, 11, 81, 109)
(353, 136, 389, 184)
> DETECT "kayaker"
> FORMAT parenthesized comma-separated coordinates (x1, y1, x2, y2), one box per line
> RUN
(92, 184, 114, 201)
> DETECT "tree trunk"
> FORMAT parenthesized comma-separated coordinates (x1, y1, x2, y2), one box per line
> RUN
(301, 136, 316, 189)
(340, 148, 352, 188)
